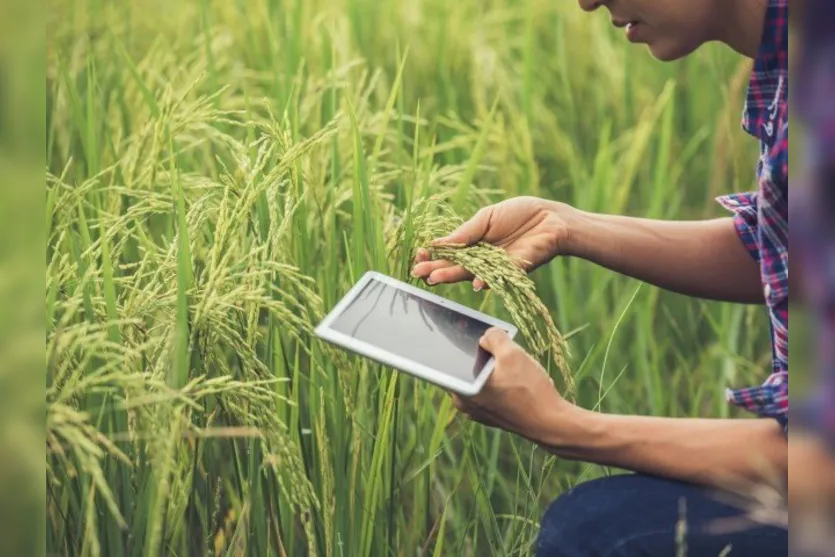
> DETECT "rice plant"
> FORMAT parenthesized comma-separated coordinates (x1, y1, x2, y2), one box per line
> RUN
(46, 0, 770, 555)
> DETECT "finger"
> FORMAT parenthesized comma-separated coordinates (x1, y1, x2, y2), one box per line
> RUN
(432, 206, 493, 246)
(427, 265, 474, 285)
(473, 278, 488, 291)
(413, 248, 430, 264)
(479, 327, 516, 357)
(411, 259, 455, 278)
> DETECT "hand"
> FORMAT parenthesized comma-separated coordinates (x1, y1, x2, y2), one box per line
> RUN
(451, 328, 576, 442)
(412, 196, 573, 290)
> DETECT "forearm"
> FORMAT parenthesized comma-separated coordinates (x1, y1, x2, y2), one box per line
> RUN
(535, 407, 787, 489)
(558, 204, 763, 303)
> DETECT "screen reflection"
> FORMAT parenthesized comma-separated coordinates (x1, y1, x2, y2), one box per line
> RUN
(330, 279, 493, 382)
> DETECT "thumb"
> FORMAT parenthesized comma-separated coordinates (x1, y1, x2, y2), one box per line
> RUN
(433, 206, 493, 246)
(479, 327, 514, 356)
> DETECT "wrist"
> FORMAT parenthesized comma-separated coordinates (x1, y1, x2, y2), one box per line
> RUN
(531, 402, 608, 460)
(544, 200, 585, 258)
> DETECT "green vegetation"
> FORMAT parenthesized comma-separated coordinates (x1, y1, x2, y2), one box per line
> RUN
(46, 0, 769, 554)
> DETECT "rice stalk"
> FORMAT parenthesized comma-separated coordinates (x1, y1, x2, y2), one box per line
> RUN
(392, 196, 572, 394)
(429, 241, 572, 392)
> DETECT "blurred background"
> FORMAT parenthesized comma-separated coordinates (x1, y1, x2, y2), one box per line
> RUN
(1, 0, 45, 555)
(0, 0, 828, 555)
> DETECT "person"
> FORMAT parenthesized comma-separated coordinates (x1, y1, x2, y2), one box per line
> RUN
(411, 0, 789, 554)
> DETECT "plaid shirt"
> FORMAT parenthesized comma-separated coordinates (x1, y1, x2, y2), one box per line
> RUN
(794, 182, 835, 446)
(794, 0, 835, 446)
(796, 2, 835, 166)
(716, 0, 788, 431)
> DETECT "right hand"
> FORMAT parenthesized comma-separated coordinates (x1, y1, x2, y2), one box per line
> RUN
(450, 328, 574, 441)
(411, 196, 573, 289)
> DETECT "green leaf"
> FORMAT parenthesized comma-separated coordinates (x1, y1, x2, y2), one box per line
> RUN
(453, 95, 500, 209)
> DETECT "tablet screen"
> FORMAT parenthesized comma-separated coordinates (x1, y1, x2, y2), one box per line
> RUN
(329, 278, 493, 383)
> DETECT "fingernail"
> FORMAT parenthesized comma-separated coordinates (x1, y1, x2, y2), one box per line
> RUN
(411, 268, 421, 277)
(426, 275, 436, 285)
(473, 282, 482, 292)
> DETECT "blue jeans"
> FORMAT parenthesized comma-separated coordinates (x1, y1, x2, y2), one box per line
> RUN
(536, 474, 787, 556)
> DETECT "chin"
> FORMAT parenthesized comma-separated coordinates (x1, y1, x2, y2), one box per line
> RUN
(647, 40, 701, 62)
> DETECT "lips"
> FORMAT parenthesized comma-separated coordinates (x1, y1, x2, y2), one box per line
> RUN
(611, 17, 642, 42)
(612, 18, 639, 29)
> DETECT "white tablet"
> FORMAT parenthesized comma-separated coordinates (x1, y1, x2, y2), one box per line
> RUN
(315, 271, 518, 395)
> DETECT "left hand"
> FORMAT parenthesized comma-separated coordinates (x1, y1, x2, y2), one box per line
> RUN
(451, 328, 575, 442)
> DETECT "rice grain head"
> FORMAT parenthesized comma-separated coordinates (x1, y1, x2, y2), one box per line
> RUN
(396, 197, 573, 395)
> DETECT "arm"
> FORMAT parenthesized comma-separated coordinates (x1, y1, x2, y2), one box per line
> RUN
(537, 407, 787, 488)
(455, 329, 787, 491)
(562, 205, 764, 304)
(412, 197, 764, 304)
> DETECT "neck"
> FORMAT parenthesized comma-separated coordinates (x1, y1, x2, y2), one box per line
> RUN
(713, 0, 769, 58)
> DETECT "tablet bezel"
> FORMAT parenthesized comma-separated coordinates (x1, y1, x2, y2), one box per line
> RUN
(314, 271, 518, 395)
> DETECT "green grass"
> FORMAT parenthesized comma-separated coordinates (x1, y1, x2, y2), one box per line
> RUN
(46, 0, 770, 555)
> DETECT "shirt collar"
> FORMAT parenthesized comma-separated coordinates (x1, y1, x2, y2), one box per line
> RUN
(742, 0, 789, 140)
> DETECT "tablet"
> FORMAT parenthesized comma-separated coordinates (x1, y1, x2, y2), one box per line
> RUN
(315, 271, 518, 395)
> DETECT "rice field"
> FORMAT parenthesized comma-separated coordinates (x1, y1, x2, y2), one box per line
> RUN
(46, 0, 771, 555)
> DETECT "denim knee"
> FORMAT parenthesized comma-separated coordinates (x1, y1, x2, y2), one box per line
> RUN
(535, 493, 578, 557)
(535, 476, 614, 557)
(535, 474, 788, 557)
